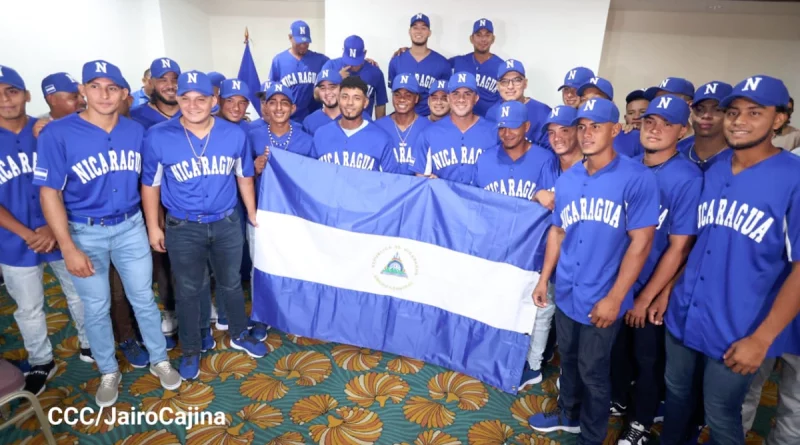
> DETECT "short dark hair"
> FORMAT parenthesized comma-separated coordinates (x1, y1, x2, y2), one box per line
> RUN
(340, 76, 368, 96)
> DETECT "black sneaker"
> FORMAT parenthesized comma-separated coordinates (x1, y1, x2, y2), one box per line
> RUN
(610, 401, 628, 417)
(23, 361, 57, 396)
(617, 421, 650, 445)
(79, 348, 95, 363)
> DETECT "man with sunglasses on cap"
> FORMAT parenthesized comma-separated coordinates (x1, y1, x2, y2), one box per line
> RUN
(375, 74, 430, 176)
(35, 60, 181, 407)
(427, 79, 450, 122)
(680, 81, 733, 172)
(449, 18, 504, 118)
(321, 35, 388, 120)
(559, 67, 595, 108)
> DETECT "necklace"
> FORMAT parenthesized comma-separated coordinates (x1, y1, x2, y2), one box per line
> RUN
(644, 151, 679, 173)
(393, 115, 417, 148)
(687, 143, 724, 166)
(183, 120, 212, 160)
(153, 102, 176, 119)
(267, 123, 293, 151)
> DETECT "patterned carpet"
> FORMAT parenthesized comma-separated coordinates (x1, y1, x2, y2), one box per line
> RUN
(0, 267, 780, 444)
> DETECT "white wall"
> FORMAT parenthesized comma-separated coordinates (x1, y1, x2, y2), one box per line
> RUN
(600, 10, 800, 113)
(324, 0, 611, 108)
(160, 0, 214, 72)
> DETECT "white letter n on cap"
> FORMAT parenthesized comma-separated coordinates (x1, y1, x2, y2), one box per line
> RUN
(349, 48, 357, 58)
(95, 62, 107, 73)
(300, 27, 306, 35)
(743, 77, 762, 92)
(704, 83, 718, 95)
(401, 75, 409, 84)
(589, 77, 599, 85)
(657, 97, 673, 109)
(458, 73, 466, 83)
(506, 60, 515, 69)
(187, 72, 198, 83)
(501, 106, 510, 118)
(550, 107, 560, 117)
(232, 80, 241, 90)
(584, 99, 596, 111)
(480, 19, 486, 26)
(568, 70, 576, 80)
(161, 59, 171, 68)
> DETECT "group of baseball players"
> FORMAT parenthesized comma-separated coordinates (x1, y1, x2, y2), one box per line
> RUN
(1, 12, 798, 445)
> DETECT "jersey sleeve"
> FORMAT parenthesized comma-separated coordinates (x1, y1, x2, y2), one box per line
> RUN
(551, 176, 565, 227)
(388, 56, 397, 88)
(437, 57, 452, 80)
(141, 133, 164, 187)
(269, 55, 280, 82)
(668, 174, 703, 236)
(408, 130, 430, 175)
(625, 169, 660, 231)
(33, 127, 68, 190)
(375, 69, 389, 107)
(236, 131, 255, 178)
(787, 180, 800, 263)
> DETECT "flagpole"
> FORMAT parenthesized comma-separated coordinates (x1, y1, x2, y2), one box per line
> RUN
(244, 27, 249, 44)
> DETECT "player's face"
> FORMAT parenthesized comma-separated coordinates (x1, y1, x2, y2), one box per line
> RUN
(81, 79, 126, 116)
(641, 115, 687, 151)
(724, 98, 787, 151)
(178, 91, 215, 124)
(498, 72, 526, 102)
(562, 87, 580, 108)
(470, 30, 494, 54)
(577, 118, 620, 156)
(409, 22, 431, 46)
(428, 91, 449, 118)
(150, 72, 178, 105)
(448, 87, 478, 118)
(547, 124, 580, 156)
(625, 99, 649, 129)
(499, 123, 529, 150)
(339, 87, 368, 120)
(266, 94, 295, 125)
(691, 99, 725, 138)
(290, 36, 309, 56)
(0, 84, 29, 121)
(220, 95, 249, 123)
(579, 87, 608, 106)
(47, 91, 87, 118)
(654, 90, 692, 105)
(392, 89, 418, 115)
(318, 81, 339, 108)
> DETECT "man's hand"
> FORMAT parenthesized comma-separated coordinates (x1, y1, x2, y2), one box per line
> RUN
(339, 65, 352, 80)
(589, 296, 622, 328)
(32, 226, 57, 253)
(32, 118, 52, 138)
(622, 123, 636, 134)
(248, 211, 259, 228)
(255, 151, 269, 175)
(625, 297, 649, 328)
(63, 247, 95, 278)
(648, 291, 669, 325)
(534, 190, 555, 211)
(723, 336, 770, 375)
(365, 58, 380, 68)
(532, 281, 549, 308)
(392, 47, 409, 58)
(148, 227, 166, 253)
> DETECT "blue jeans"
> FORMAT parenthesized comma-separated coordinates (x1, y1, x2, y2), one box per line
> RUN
(67, 211, 167, 374)
(662, 331, 756, 445)
(527, 283, 556, 371)
(165, 211, 247, 356)
(555, 307, 621, 445)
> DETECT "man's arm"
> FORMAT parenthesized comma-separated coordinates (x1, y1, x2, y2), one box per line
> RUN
(141, 185, 164, 252)
(532, 225, 565, 308)
(236, 177, 258, 227)
(374, 105, 387, 119)
(0, 205, 38, 247)
(39, 187, 94, 277)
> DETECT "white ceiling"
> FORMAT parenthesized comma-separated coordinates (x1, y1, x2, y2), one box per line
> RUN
(611, 0, 800, 15)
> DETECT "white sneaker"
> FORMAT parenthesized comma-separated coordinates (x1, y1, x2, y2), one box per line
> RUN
(162, 311, 178, 335)
(210, 305, 218, 323)
(96, 372, 122, 407)
(150, 361, 181, 390)
(617, 421, 650, 445)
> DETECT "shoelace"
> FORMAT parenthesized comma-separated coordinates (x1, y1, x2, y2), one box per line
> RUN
(542, 408, 564, 419)
(622, 424, 645, 440)
(100, 373, 119, 388)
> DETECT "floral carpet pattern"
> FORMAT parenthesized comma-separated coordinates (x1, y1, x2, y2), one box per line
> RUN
(0, 268, 780, 444)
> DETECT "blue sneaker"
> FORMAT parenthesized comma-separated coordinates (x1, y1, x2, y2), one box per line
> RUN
(528, 407, 581, 434)
(201, 328, 216, 352)
(519, 361, 542, 391)
(251, 323, 268, 342)
(247, 318, 256, 329)
(215, 316, 228, 331)
(179, 354, 200, 380)
(119, 339, 150, 368)
(164, 335, 177, 351)
(230, 331, 267, 358)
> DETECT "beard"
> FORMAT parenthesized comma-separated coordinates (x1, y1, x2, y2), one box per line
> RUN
(726, 129, 772, 151)
(152, 90, 177, 106)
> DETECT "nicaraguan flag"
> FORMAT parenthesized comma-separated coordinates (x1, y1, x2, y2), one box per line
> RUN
(237, 39, 262, 117)
(251, 150, 551, 393)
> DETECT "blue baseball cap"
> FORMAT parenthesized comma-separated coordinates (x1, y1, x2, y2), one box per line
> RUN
(577, 77, 614, 100)
(496, 101, 528, 129)
(448, 72, 478, 94)
(645, 77, 695, 101)
(82, 60, 127, 88)
(41, 72, 79, 97)
(473, 18, 493, 34)
(720, 75, 790, 109)
(342, 35, 366, 66)
(558, 67, 594, 91)
(572, 98, 620, 125)
(0, 65, 25, 90)
(291, 20, 312, 44)
(219, 78, 250, 99)
(177, 70, 213, 96)
(428, 79, 448, 95)
(120, 77, 131, 94)
(150, 57, 181, 79)
(391, 73, 420, 94)
(497, 59, 525, 80)
(625, 88, 648, 104)
(410, 13, 430, 27)
(207, 72, 226, 88)
(693, 81, 733, 106)
(256, 80, 271, 97)
(544, 105, 578, 132)
(643, 94, 691, 125)
(263, 82, 295, 103)
(315, 68, 342, 86)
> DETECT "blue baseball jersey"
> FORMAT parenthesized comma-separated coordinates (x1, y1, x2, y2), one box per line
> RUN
(553, 155, 660, 324)
(632, 153, 702, 294)
(302, 109, 372, 136)
(677, 136, 694, 155)
(485, 99, 553, 149)
(269, 49, 330, 122)
(678, 136, 729, 172)
(34, 114, 144, 218)
(409, 115, 497, 185)
(249, 119, 268, 132)
(129, 104, 180, 130)
(320, 58, 388, 119)
(665, 150, 800, 359)
(374, 115, 431, 176)
(141, 118, 254, 216)
(248, 121, 312, 201)
(471, 144, 556, 200)
(0, 117, 62, 267)
(388, 50, 451, 116)
(449, 53, 504, 117)
(613, 129, 644, 158)
(310, 121, 398, 173)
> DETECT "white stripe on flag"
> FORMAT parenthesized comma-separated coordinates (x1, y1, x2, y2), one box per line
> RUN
(254, 210, 538, 334)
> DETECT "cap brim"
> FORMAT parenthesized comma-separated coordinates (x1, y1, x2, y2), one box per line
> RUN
(342, 55, 365, 66)
(293, 35, 311, 43)
(642, 111, 683, 125)
(498, 120, 525, 129)
(178, 87, 212, 96)
(392, 86, 419, 94)
(719, 94, 747, 109)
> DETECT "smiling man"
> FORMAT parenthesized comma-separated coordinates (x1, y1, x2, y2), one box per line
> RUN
(130, 58, 181, 129)
(375, 73, 430, 175)
(559, 66, 595, 108)
(449, 19, 504, 117)
(217, 78, 251, 131)
(427, 79, 450, 122)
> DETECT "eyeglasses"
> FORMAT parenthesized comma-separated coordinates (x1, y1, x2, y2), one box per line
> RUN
(499, 77, 524, 87)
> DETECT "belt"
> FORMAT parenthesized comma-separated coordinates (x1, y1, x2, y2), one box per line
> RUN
(167, 208, 235, 224)
(67, 208, 139, 227)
